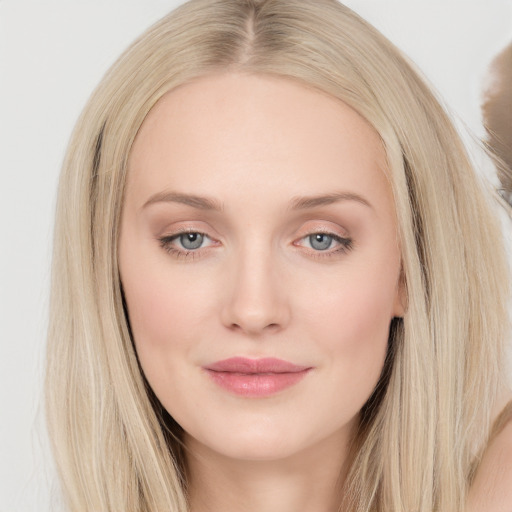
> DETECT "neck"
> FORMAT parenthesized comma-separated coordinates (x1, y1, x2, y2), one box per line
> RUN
(184, 429, 353, 512)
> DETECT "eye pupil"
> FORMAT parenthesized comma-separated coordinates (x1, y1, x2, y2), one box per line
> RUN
(309, 233, 332, 251)
(180, 232, 204, 250)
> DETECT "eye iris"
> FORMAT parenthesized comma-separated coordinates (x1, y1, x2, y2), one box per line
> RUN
(180, 233, 204, 250)
(309, 233, 332, 251)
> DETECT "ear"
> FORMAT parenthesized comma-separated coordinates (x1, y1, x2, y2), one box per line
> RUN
(392, 266, 407, 318)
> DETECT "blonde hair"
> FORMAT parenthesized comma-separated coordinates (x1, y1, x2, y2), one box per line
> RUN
(46, 1, 511, 511)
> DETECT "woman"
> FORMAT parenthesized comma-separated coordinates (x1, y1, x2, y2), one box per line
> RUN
(45, 0, 512, 511)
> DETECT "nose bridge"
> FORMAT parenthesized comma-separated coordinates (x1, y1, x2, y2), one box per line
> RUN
(221, 236, 290, 334)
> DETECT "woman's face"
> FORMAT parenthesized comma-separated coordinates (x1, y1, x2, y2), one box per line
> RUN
(119, 72, 404, 462)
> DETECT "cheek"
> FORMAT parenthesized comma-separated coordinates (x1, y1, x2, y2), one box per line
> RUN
(299, 263, 398, 395)
(119, 240, 212, 383)
(124, 277, 185, 346)
(304, 261, 397, 341)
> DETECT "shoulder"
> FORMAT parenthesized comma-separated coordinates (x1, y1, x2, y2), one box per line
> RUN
(466, 400, 512, 511)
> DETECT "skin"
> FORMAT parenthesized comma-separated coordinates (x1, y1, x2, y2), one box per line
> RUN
(472, 431, 512, 511)
(466, 400, 512, 511)
(118, 71, 405, 512)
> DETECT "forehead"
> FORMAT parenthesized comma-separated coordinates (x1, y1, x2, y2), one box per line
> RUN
(126, 72, 392, 213)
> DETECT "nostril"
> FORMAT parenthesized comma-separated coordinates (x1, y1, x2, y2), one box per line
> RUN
(227, 320, 282, 335)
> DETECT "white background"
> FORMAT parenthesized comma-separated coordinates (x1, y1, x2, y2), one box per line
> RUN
(1, 1, 511, 510)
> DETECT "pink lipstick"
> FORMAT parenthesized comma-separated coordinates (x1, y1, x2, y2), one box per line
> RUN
(203, 357, 312, 397)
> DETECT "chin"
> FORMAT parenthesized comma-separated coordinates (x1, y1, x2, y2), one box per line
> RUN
(199, 434, 307, 462)
(183, 414, 351, 465)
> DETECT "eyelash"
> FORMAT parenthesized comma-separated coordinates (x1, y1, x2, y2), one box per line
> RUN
(157, 229, 353, 261)
(158, 230, 216, 261)
(296, 232, 353, 259)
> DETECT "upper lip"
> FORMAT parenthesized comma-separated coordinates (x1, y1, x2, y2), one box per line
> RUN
(204, 357, 311, 374)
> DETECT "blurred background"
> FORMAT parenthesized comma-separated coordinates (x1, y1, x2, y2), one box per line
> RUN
(1, 1, 511, 510)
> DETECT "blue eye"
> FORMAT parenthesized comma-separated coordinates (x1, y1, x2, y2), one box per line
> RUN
(158, 231, 213, 259)
(158, 229, 352, 261)
(179, 232, 204, 250)
(308, 233, 335, 251)
(298, 231, 353, 258)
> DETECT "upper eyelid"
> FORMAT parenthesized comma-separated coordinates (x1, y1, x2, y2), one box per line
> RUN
(161, 221, 348, 236)
(294, 220, 349, 236)
(161, 227, 346, 240)
(162, 227, 215, 240)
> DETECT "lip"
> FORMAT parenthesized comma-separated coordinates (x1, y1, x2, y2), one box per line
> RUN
(203, 357, 313, 397)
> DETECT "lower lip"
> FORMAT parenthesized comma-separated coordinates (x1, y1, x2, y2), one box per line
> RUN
(204, 369, 311, 397)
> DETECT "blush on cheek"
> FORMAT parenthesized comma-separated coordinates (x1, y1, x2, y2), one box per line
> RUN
(315, 279, 395, 339)
(122, 278, 183, 384)
(311, 282, 393, 385)
(124, 280, 166, 341)
(122, 279, 184, 394)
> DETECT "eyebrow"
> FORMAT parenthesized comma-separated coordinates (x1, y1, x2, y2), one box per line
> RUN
(142, 191, 224, 211)
(289, 191, 372, 210)
(141, 190, 372, 212)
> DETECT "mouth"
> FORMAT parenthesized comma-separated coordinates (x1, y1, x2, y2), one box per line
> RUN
(203, 357, 313, 397)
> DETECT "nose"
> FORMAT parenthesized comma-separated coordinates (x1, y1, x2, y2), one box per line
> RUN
(220, 245, 291, 336)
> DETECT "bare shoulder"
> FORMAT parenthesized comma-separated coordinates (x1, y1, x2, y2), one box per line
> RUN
(466, 401, 512, 512)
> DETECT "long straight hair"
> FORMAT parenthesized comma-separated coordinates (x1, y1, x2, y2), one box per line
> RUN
(46, 1, 511, 510)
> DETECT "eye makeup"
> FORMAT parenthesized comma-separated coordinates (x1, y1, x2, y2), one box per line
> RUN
(157, 228, 354, 261)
